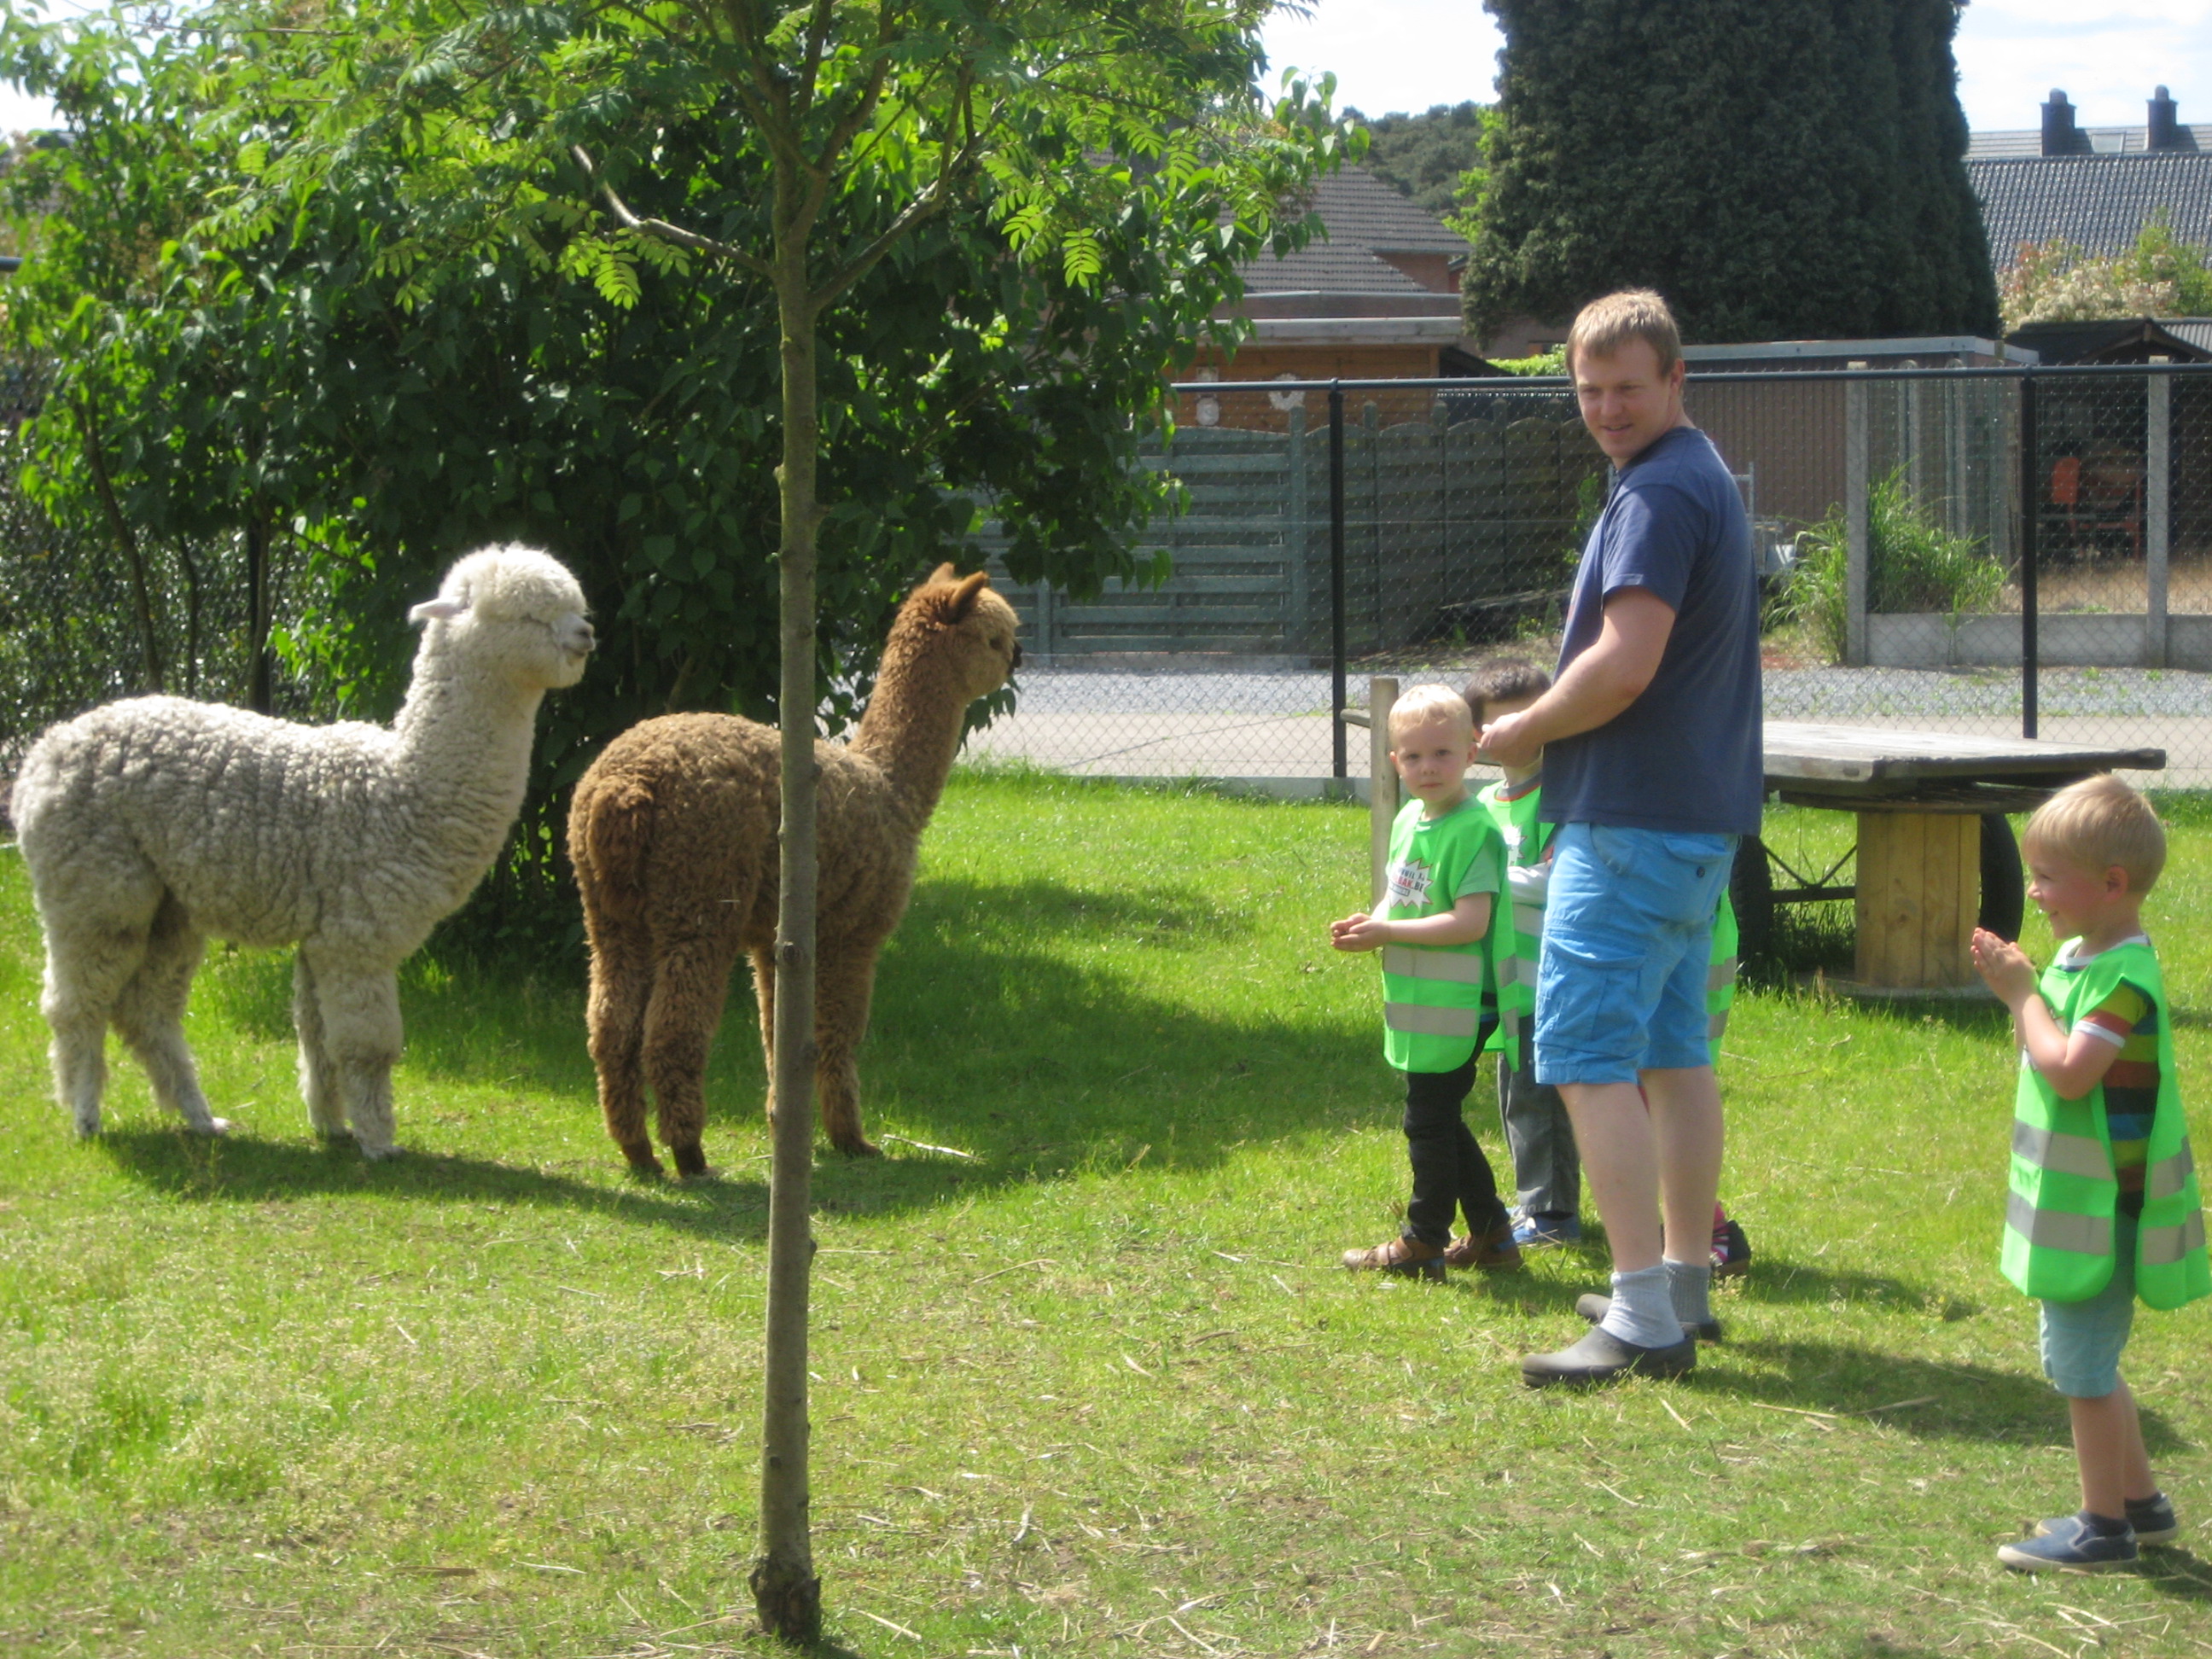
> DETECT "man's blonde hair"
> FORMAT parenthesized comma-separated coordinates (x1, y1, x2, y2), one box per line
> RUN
(1567, 288, 1682, 379)
(2023, 773, 2167, 894)
(1388, 684, 1473, 748)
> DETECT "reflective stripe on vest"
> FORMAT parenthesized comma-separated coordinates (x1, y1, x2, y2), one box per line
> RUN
(2013, 1118, 2114, 1183)
(1708, 956, 1738, 991)
(2144, 1209, 2209, 1266)
(1385, 1001, 1481, 1039)
(1382, 945, 1487, 987)
(2006, 1190, 2112, 1257)
(2148, 1141, 2197, 1202)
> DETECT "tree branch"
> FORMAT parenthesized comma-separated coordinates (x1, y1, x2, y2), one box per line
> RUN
(571, 144, 773, 277)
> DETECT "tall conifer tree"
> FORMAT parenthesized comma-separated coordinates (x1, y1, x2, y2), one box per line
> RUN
(1463, 0, 1999, 343)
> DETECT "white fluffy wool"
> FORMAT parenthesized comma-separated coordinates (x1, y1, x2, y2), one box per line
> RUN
(10, 544, 593, 1156)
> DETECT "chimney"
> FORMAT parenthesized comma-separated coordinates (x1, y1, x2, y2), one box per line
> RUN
(2041, 89, 2079, 156)
(2149, 84, 2181, 151)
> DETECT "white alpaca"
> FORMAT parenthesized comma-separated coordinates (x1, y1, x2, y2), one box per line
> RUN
(9, 544, 594, 1157)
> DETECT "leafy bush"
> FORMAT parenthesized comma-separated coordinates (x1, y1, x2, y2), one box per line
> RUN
(2000, 214, 2212, 331)
(1780, 469, 2001, 661)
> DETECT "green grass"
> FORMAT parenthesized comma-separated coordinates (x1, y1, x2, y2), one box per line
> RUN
(5, 775, 2212, 1656)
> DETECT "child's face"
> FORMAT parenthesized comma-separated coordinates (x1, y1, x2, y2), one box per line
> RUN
(1390, 712, 1473, 807)
(2023, 844, 2127, 940)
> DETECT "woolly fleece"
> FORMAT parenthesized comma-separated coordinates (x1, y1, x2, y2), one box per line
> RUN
(11, 544, 594, 1156)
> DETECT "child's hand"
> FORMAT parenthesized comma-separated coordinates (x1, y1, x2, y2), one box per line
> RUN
(1330, 912, 1388, 953)
(1970, 927, 2037, 1004)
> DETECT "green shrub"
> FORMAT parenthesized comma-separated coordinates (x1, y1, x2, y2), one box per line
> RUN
(1780, 468, 2002, 661)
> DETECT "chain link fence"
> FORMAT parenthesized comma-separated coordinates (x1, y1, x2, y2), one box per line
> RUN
(968, 364, 2212, 792)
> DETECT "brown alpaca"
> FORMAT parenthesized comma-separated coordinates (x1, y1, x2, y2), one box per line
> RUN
(568, 567, 1021, 1175)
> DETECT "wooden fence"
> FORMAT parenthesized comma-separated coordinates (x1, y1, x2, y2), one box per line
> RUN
(976, 399, 1604, 663)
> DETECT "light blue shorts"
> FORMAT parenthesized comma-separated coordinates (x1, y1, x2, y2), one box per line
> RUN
(2040, 1214, 2137, 1399)
(1534, 823, 1737, 1088)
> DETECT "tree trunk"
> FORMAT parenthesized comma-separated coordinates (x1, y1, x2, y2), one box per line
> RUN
(72, 399, 164, 695)
(749, 206, 824, 1646)
(245, 509, 273, 713)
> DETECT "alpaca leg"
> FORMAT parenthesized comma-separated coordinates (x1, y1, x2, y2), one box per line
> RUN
(108, 894, 224, 1135)
(641, 938, 740, 1179)
(584, 915, 661, 1176)
(36, 874, 161, 1138)
(749, 948, 781, 1138)
(293, 954, 348, 1141)
(307, 956, 405, 1159)
(814, 946, 882, 1158)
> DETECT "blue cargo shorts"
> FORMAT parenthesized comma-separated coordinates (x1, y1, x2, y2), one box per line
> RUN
(2040, 1213, 2138, 1400)
(1534, 822, 1736, 1088)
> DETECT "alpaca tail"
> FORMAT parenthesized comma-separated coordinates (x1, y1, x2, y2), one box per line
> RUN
(571, 772, 658, 916)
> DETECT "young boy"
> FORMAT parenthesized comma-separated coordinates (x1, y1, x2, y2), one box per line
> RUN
(1970, 775, 2209, 1571)
(1464, 659, 1752, 1298)
(1330, 684, 1518, 1280)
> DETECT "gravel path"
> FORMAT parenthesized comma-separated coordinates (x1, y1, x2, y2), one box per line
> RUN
(967, 664, 2212, 783)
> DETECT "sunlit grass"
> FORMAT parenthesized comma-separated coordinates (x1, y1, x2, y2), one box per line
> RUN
(3, 777, 2211, 1655)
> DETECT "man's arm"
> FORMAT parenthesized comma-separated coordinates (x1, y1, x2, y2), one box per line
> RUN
(1478, 586, 1676, 768)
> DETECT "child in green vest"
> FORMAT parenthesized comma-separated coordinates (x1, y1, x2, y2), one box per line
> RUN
(1464, 660, 1752, 1291)
(1330, 684, 1518, 1280)
(1970, 774, 2210, 1571)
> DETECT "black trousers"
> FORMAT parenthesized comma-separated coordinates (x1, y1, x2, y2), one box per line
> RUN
(1400, 1043, 1508, 1250)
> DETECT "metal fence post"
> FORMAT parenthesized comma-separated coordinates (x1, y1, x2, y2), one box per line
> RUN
(2019, 373, 2039, 740)
(1286, 405, 1310, 656)
(2147, 358, 2172, 670)
(1330, 381, 1347, 783)
(1369, 676, 1399, 905)
(1845, 366, 1869, 667)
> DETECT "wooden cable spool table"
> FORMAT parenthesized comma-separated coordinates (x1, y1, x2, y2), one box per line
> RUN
(1758, 723, 2165, 992)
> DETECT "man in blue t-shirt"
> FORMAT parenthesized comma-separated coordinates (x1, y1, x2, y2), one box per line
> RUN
(1479, 288, 1762, 1387)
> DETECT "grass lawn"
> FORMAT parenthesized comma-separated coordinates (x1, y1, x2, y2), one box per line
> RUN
(5, 771, 2212, 1656)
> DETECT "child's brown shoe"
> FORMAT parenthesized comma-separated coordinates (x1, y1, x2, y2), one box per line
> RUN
(1444, 1223, 1523, 1272)
(1342, 1236, 1446, 1282)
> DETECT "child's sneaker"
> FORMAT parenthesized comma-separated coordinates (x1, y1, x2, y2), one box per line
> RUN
(1342, 1236, 1446, 1282)
(1711, 1208, 1751, 1278)
(1998, 1511, 2138, 1572)
(1511, 1210, 1580, 1248)
(2040, 1494, 2177, 1546)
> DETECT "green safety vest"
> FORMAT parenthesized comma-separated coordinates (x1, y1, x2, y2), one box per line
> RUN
(1478, 781, 1547, 1071)
(2001, 939, 2210, 1310)
(1378, 795, 1499, 1073)
(1479, 779, 1740, 1068)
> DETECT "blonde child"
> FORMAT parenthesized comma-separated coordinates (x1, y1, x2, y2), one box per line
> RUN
(1330, 685, 1517, 1278)
(1970, 775, 2209, 1570)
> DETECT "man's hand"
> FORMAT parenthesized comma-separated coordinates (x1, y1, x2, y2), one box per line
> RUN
(1970, 927, 2037, 1005)
(1330, 912, 1388, 953)
(1477, 709, 1541, 770)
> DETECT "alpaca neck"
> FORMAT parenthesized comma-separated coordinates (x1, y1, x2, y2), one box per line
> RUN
(848, 644, 970, 825)
(390, 641, 545, 861)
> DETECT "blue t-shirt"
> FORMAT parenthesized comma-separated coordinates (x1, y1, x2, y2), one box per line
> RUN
(1542, 425, 1764, 835)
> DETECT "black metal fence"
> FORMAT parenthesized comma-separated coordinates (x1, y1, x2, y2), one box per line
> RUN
(967, 363, 2212, 790)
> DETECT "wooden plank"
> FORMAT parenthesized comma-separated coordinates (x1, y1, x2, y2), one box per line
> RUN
(1765, 721, 2166, 785)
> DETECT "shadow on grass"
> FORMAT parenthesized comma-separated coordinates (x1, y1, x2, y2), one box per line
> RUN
(113, 870, 1466, 1228)
(1697, 1336, 2190, 1452)
(2138, 1543, 2212, 1599)
(93, 1128, 777, 1243)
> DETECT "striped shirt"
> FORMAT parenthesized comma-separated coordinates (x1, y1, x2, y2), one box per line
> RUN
(2055, 934, 2161, 1214)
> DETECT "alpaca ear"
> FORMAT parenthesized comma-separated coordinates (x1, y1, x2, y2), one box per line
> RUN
(409, 597, 469, 625)
(928, 562, 958, 585)
(946, 570, 991, 620)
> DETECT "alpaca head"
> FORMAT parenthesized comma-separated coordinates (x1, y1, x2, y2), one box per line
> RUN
(410, 544, 596, 691)
(901, 564, 1022, 703)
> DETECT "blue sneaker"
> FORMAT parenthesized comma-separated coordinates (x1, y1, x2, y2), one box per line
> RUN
(1511, 1211, 1580, 1248)
(2040, 1494, 2176, 1547)
(1998, 1512, 2137, 1572)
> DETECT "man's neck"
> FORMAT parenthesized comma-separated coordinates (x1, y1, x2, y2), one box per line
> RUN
(1620, 411, 1696, 471)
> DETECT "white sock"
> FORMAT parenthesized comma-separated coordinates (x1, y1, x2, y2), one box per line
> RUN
(1598, 1264, 1679, 1348)
(1667, 1256, 1714, 1326)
